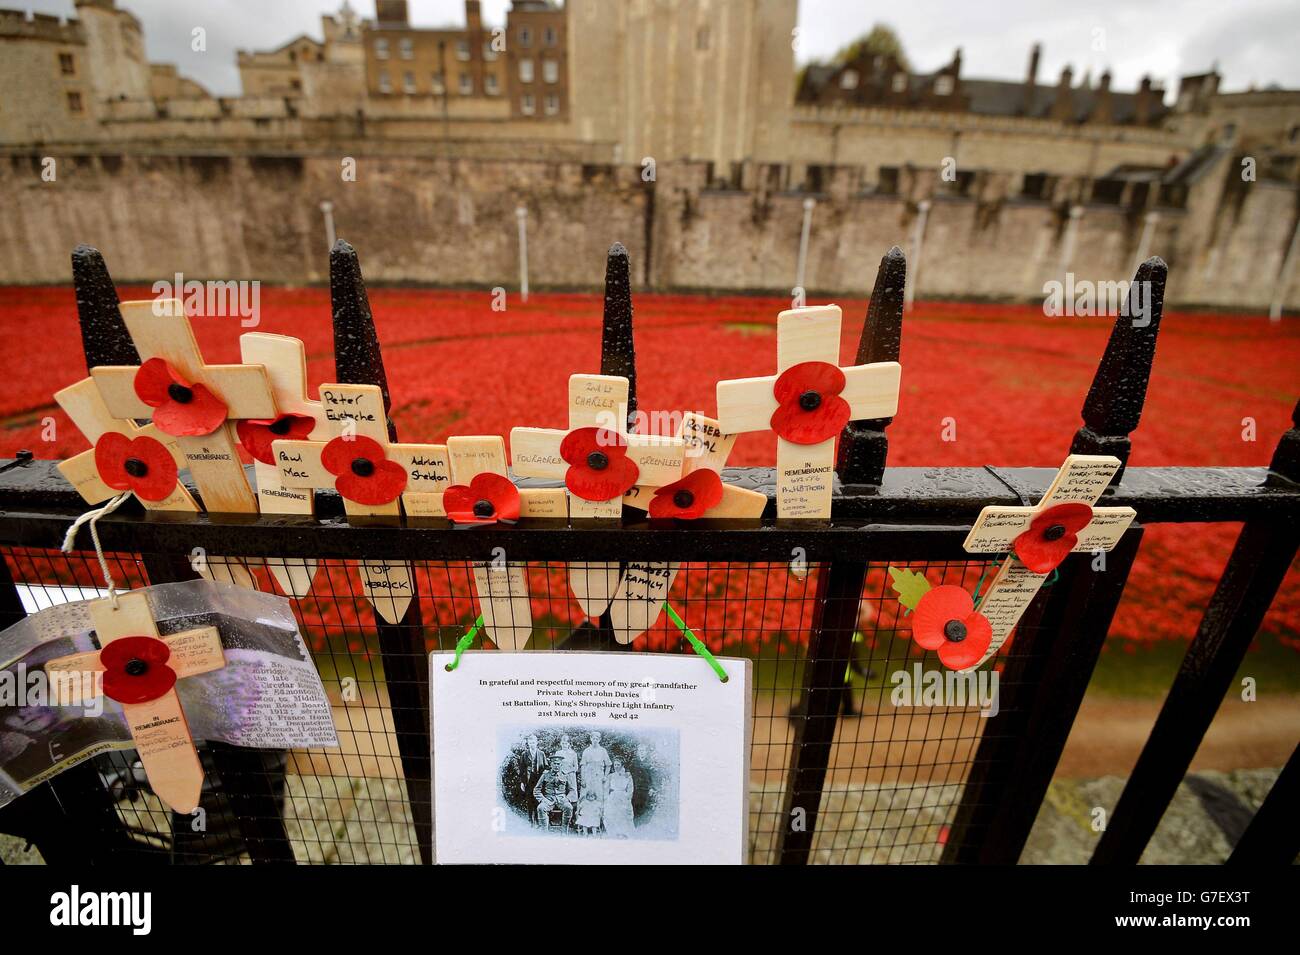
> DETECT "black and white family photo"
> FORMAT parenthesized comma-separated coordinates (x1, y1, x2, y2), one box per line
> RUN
(498, 726, 679, 841)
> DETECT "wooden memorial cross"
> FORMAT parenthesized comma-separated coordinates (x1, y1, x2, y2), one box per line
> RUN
(715, 304, 901, 519)
(89, 300, 276, 514)
(237, 333, 330, 597)
(610, 412, 768, 642)
(423, 435, 566, 650)
(509, 374, 684, 617)
(46, 591, 226, 814)
(54, 376, 198, 514)
(959, 453, 1137, 671)
(270, 382, 452, 624)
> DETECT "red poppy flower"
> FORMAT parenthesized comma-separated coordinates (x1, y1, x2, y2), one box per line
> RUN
(1013, 502, 1094, 574)
(93, 432, 178, 502)
(443, 472, 521, 524)
(770, 361, 852, 445)
(649, 468, 724, 520)
(133, 358, 228, 437)
(100, 635, 177, 705)
(560, 427, 639, 502)
(237, 413, 316, 465)
(911, 585, 993, 670)
(321, 435, 407, 505)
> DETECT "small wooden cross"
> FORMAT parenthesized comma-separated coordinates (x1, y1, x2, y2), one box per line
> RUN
(715, 304, 901, 519)
(959, 453, 1137, 670)
(509, 374, 684, 617)
(427, 435, 565, 650)
(90, 300, 277, 514)
(611, 412, 767, 643)
(54, 376, 198, 514)
(238, 333, 330, 597)
(270, 382, 452, 624)
(45, 591, 226, 814)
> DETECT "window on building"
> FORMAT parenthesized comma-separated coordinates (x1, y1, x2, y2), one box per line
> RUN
(459, 73, 472, 95)
(456, 40, 470, 61)
(66, 91, 83, 114)
(378, 71, 392, 93)
(521, 93, 535, 115)
(58, 52, 75, 75)
(290, 78, 302, 92)
(519, 58, 534, 83)
(399, 38, 414, 60)
(839, 69, 859, 90)
(485, 73, 499, 94)
(892, 72, 908, 93)
(431, 72, 445, 94)
(934, 74, 954, 95)
(519, 26, 532, 47)
(484, 41, 498, 61)
(544, 27, 557, 47)
(544, 93, 559, 115)
(696, 26, 710, 51)
(375, 38, 389, 59)
(403, 71, 417, 93)
(542, 59, 558, 84)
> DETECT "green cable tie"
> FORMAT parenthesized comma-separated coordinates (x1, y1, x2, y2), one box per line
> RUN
(444, 614, 485, 672)
(662, 602, 728, 683)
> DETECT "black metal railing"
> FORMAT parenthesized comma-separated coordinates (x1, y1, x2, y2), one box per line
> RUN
(0, 243, 1294, 865)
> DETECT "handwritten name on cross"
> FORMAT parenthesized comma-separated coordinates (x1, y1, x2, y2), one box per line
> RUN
(509, 374, 684, 617)
(611, 412, 767, 643)
(237, 333, 330, 597)
(715, 304, 901, 519)
(270, 383, 451, 624)
(959, 454, 1137, 670)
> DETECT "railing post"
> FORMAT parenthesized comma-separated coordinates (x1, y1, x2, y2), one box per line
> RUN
(1227, 742, 1299, 865)
(599, 242, 637, 432)
(777, 558, 868, 864)
(330, 240, 434, 863)
(1070, 256, 1167, 483)
(65, 249, 297, 863)
(837, 246, 905, 486)
(943, 528, 1144, 863)
(588, 242, 638, 651)
(945, 281, 1168, 863)
(1092, 403, 1300, 864)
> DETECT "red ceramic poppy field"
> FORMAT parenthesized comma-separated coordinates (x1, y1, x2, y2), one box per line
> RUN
(0, 283, 1296, 655)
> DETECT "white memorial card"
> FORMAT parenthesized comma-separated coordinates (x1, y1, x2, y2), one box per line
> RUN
(430, 650, 750, 864)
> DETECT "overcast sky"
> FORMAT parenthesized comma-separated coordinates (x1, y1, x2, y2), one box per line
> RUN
(21, 0, 1300, 98)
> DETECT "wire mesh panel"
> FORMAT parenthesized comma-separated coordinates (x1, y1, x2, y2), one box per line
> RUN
(0, 541, 1044, 865)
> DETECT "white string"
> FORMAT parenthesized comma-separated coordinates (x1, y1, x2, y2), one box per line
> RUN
(61, 491, 135, 608)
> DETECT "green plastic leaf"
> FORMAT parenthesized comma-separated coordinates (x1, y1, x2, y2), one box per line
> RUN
(888, 566, 932, 611)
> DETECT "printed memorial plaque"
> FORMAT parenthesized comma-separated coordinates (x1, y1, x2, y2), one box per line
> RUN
(430, 651, 750, 864)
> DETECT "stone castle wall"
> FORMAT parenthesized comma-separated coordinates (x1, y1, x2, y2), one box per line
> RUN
(1, 149, 1295, 311)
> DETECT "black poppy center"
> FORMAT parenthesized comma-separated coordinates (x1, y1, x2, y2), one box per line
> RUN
(587, 451, 609, 471)
(124, 658, 149, 677)
(350, 457, 375, 477)
(473, 499, 495, 518)
(943, 620, 968, 643)
(268, 417, 293, 436)
(672, 489, 695, 509)
(167, 383, 194, 404)
(798, 390, 822, 411)
(1043, 523, 1067, 542)
(123, 457, 149, 478)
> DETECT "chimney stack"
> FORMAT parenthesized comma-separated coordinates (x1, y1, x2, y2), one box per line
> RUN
(1051, 65, 1075, 122)
(1090, 70, 1113, 124)
(1135, 75, 1155, 124)
(1023, 43, 1041, 115)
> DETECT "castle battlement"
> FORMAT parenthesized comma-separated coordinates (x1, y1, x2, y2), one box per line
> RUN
(0, 8, 85, 43)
